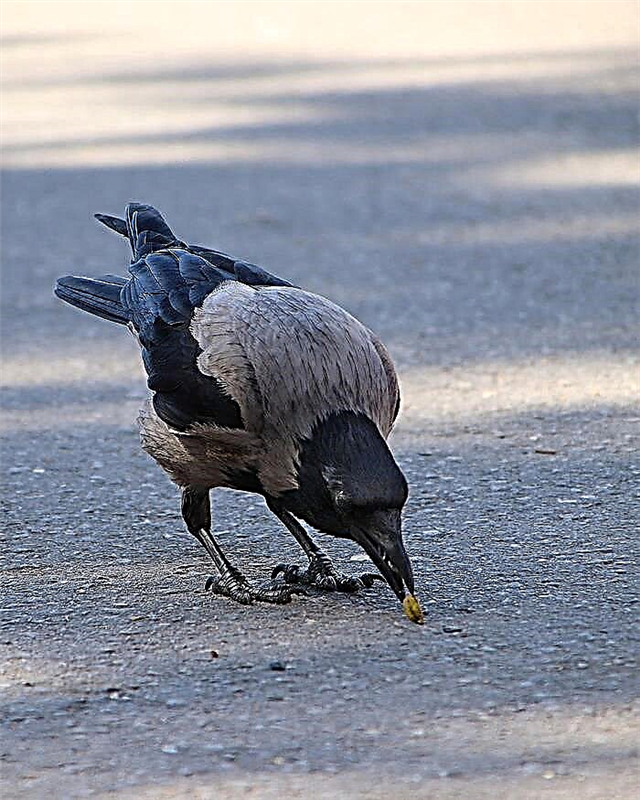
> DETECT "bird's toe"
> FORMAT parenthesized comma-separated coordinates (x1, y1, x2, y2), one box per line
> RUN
(271, 563, 303, 583)
(358, 572, 383, 589)
(205, 574, 254, 605)
(205, 570, 305, 606)
(316, 574, 339, 591)
(271, 552, 382, 594)
(254, 583, 306, 604)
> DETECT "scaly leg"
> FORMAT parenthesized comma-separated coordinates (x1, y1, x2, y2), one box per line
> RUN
(182, 487, 301, 605)
(267, 499, 382, 593)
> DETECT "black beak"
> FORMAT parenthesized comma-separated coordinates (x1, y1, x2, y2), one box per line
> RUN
(353, 510, 414, 602)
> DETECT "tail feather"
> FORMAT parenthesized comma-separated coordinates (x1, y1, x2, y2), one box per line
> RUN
(95, 203, 177, 259)
(95, 213, 128, 238)
(54, 274, 129, 325)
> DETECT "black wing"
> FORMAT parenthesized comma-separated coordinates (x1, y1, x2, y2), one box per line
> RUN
(88, 202, 292, 431)
(122, 248, 240, 431)
(123, 248, 292, 432)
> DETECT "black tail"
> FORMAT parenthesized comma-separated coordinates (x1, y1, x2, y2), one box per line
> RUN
(94, 213, 128, 237)
(54, 274, 129, 325)
(95, 202, 177, 259)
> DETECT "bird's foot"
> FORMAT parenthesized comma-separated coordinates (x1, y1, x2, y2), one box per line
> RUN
(272, 551, 382, 593)
(205, 565, 303, 605)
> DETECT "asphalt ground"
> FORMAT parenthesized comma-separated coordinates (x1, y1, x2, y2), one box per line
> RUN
(1, 3, 639, 798)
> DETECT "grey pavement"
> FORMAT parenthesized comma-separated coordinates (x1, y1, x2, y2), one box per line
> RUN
(1, 3, 639, 798)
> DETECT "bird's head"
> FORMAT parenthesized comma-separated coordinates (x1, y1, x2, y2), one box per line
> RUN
(322, 458, 413, 603)
(291, 412, 415, 602)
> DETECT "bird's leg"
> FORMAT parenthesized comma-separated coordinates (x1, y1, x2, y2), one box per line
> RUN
(267, 500, 382, 593)
(182, 487, 301, 605)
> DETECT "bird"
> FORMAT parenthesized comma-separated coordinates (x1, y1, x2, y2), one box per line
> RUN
(55, 202, 421, 618)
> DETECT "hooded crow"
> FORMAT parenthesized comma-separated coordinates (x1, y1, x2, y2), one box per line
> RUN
(55, 203, 421, 618)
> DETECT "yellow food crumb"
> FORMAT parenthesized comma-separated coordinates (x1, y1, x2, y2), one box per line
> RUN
(402, 594, 424, 624)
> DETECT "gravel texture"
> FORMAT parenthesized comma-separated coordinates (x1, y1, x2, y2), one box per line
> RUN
(1, 2, 639, 798)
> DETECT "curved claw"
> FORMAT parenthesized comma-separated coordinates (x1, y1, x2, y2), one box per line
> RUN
(359, 572, 385, 588)
(343, 576, 366, 592)
(271, 563, 301, 582)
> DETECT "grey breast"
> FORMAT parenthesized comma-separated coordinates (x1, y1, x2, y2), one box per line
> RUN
(190, 283, 399, 496)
